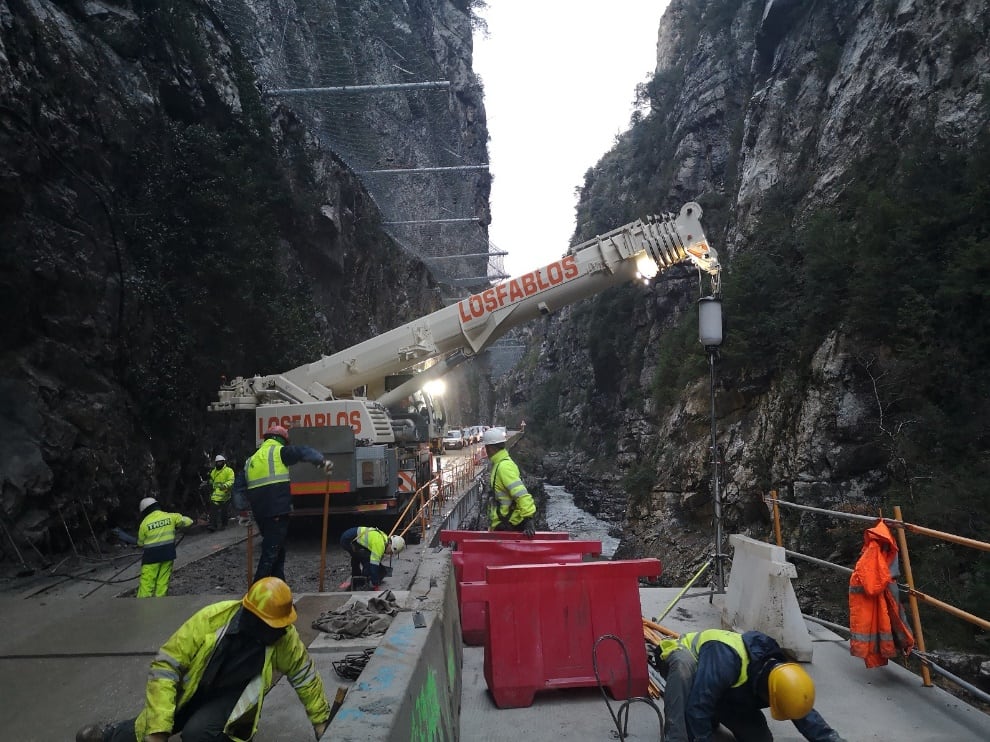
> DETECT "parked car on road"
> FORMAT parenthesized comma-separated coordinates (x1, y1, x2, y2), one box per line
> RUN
(442, 429, 465, 450)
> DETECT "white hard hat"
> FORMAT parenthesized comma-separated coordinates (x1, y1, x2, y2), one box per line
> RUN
(139, 497, 158, 513)
(214, 454, 226, 463)
(389, 535, 406, 554)
(482, 428, 506, 445)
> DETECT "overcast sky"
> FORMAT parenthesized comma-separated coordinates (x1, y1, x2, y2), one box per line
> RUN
(473, 2, 672, 278)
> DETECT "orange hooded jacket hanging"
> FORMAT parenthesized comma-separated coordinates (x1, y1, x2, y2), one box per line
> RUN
(848, 519, 915, 668)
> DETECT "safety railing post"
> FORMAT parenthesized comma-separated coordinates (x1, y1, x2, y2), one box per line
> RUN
(893, 505, 932, 687)
(770, 489, 783, 547)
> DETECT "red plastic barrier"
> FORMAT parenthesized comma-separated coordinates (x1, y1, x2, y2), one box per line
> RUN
(439, 529, 569, 549)
(454, 539, 603, 645)
(459, 559, 661, 709)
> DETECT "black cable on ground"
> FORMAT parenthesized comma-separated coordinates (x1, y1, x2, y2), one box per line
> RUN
(593, 633, 665, 740)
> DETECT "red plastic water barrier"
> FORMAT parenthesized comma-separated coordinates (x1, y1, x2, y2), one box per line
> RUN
(439, 529, 569, 549)
(459, 559, 661, 709)
(454, 539, 603, 645)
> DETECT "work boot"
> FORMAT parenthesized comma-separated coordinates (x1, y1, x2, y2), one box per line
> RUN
(75, 722, 110, 742)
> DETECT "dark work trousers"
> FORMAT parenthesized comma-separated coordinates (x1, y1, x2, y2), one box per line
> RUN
(209, 499, 229, 531)
(662, 648, 772, 742)
(105, 686, 244, 742)
(253, 514, 289, 582)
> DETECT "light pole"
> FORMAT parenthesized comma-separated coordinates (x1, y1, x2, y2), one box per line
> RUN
(699, 295, 725, 594)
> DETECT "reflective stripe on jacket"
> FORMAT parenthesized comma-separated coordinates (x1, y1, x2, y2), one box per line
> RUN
(245, 439, 292, 518)
(659, 629, 750, 688)
(849, 520, 915, 667)
(210, 465, 235, 503)
(354, 527, 388, 565)
(138, 509, 193, 565)
(134, 600, 329, 742)
(487, 448, 536, 528)
(245, 439, 290, 489)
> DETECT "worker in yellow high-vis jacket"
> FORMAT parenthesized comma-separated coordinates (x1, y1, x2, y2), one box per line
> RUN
(76, 577, 332, 742)
(208, 454, 235, 531)
(482, 427, 536, 536)
(136, 498, 193, 598)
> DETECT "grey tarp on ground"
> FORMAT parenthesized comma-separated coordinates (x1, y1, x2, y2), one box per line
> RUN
(311, 589, 400, 639)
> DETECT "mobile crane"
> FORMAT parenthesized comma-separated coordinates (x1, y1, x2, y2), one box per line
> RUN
(210, 202, 720, 516)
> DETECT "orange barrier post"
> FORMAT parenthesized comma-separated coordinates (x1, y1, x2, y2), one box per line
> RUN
(893, 505, 931, 686)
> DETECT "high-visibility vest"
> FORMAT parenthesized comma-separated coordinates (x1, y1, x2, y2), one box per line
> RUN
(137, 509, 192, 565)
(487, 448, 536, 527)
(210, 465, 235, 503)
(659, 629, 750, 688)
(353, 527, 388, 564)
(245, 439, 289, 489)
(134, 600, 330, 742)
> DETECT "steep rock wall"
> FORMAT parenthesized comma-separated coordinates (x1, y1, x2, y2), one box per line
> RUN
(0, 0, 486, 553)
(500, 0, 990, 615)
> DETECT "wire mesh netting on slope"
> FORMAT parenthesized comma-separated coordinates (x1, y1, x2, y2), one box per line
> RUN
(209, 0, 505, 290)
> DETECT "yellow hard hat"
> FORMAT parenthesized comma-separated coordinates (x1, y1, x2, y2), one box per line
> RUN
(767, 662, 815, 720)
(242, 577, 297, 628)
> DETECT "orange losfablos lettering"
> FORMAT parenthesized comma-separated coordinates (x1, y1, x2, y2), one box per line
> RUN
(457, 254, 579, 322)
(258, 409, 363, 438)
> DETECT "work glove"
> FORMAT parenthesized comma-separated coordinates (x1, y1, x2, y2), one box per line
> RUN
(522, 518, 536, 538)
(313, 720, 329, 739)
(145, 734, 169, 742)
(320, 459, 334, 475)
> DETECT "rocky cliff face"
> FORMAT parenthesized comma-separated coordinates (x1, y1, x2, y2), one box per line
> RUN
(0, 0, 486, 555)
(499, 0, 990, 620)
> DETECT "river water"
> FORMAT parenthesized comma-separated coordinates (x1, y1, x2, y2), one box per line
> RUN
(543, 484, 619, 558)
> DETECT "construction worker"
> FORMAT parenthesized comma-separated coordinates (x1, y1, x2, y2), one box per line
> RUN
(482, 427, 536, 536)
(75, 577, 332, 742)
(654, 628, 847, 742)
(136, 498, 193, 598)
(339, 526, 406, 589)
(208, 454, 235, 532)
(245, 424, 333, 582)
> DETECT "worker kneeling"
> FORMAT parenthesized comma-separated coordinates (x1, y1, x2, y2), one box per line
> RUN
(76, 578, 332, 742)
(655, 629, 847, 742)
(340, 526, 404, 590)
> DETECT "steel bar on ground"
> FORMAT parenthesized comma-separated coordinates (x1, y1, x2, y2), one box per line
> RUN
(656, 561, 713, 623)
(913, 651, 990, 705)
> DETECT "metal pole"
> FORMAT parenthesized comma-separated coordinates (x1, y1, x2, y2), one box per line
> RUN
(246, 521, 254, 590)
(267, 81, 451, 96)
(357, 165, 490, 175)
(319, 476, 331, 593)
(770, 489, 782, 547)
(709, 348, 725, 594)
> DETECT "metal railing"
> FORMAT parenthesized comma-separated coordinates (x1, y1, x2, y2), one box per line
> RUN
(766, 490, 990, 705)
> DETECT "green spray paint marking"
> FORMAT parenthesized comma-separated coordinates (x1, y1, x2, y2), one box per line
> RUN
(411, 668, 441, 742)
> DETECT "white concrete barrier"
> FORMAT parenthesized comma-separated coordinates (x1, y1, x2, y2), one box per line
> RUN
(722, 534, 813, 661)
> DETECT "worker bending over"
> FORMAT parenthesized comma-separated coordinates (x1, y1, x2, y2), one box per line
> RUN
(654, 629, 847, 742)
(482, 428, 536, 536)
(136, 497, 193, 598)
(340, 526, 405, 589)
(76, 578, 331, 742)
